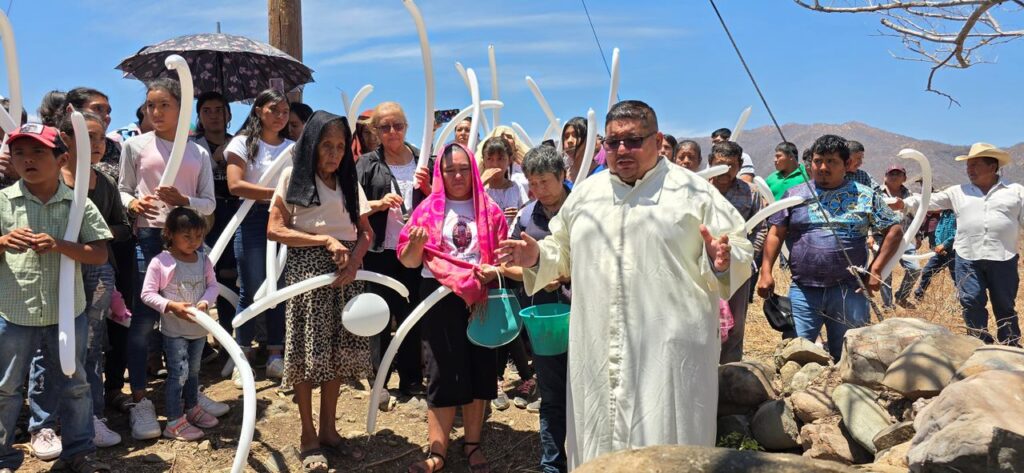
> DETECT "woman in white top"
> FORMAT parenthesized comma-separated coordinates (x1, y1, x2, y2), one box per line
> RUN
(267, 111, 372, 470)
(225, 89, 294, 379)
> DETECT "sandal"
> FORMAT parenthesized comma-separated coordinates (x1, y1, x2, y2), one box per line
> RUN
(407, 451, 446, 473)
(300, 448, 329, 472)
(463, 442, 492, 473)
(322, 438, 366, 461)
(66, 453, 111, 473)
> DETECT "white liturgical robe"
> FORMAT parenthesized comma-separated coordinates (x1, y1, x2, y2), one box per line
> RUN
(523, 158, 753, 469)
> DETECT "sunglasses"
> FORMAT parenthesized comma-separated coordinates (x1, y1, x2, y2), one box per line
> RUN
(376, 123, 407, 133)
(603, 132, 656, 152)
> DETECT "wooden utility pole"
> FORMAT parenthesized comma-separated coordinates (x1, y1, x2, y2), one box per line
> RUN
(268, 0, 303, 102)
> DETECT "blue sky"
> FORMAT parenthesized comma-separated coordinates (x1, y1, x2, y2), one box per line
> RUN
(2, 0, 1022, 148)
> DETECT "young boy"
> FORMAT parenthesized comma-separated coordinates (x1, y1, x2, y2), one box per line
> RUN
(0, 124, 112, 473)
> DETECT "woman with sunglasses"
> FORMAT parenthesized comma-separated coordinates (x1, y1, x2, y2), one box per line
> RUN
(356, 102, 432, 399)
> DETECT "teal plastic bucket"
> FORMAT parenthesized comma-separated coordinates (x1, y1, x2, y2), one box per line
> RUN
(466, 288, 522, 348)
(519, 303, 570, 356)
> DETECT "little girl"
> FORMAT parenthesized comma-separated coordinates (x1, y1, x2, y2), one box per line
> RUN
(140, 207, 220, 441)
(479, 136, 527, 225)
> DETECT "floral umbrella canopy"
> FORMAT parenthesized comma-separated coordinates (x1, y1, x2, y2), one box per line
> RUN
(116, 33, 314, 103)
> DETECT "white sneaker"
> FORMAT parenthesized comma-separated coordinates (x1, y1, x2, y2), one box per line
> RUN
(232, 367, 243, 389)
(198, 391, 230, 417)
(128, 398, 162, 440)
(266, 357, 285, 379)
(30, 428, 61, 460)
(92, 416, 122, 448)
(220, 359, 235, 378)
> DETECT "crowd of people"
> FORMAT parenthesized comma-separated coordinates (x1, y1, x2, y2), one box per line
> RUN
(0, 80, 1020, 473)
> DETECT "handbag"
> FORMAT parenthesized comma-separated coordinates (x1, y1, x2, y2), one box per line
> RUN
(466, 272, 522, 348)
(762, 292, 796, 333)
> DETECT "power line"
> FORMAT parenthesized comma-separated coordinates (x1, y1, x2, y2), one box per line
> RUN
(708, 0, 885, 320)
(579, 0, 612, 77)
(5, 0, 13, 15)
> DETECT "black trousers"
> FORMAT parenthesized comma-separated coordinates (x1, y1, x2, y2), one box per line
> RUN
(364, 249, 424, 390)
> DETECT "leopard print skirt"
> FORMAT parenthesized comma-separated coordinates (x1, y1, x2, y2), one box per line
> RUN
(281, 244, 371, 387)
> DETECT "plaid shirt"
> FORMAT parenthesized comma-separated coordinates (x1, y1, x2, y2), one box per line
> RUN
(845, 169, 880, 191)
(0, 180, 112, 326)
(720, 178, 766, 252)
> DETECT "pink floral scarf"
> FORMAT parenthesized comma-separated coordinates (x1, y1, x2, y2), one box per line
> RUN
(397, 143, 509, 307)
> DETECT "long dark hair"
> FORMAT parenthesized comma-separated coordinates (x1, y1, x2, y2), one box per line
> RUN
(236, 89, 290, 164)
(194, 91, 230, 136)
(53, 87, 108, 128)
(285, 110, 359, 226)
(561, 116, 587, 157)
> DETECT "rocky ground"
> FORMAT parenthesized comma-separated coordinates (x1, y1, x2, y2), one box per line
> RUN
(15, 264, 1024, 472)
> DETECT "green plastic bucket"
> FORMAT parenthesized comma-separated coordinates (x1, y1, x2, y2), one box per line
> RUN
(519, 303, 570, 356)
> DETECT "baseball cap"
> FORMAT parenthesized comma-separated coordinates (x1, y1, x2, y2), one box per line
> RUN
(6, 123, 61, 149)
(885, 164, 906, 175)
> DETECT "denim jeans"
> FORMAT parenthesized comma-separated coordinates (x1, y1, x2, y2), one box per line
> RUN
(128, 227, 166, 392)
(208, 197, 239, 334)
(534, 353, 567, 473)
(0, 314, 93, 470)
(789, 282, 871, 360)
(955, 254, 1021, 345)
(881, 249, 921, 308)
(234, 205, 284, 351)
(28, 263, 115, 429)
(163, 335, 205, 420)
(914, 250, 957, 300)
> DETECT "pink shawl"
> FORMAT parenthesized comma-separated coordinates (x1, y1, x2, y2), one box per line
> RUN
(397, 143, 509, 307)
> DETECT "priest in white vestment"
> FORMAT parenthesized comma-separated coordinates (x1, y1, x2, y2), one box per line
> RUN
(498, 100, 753, 469)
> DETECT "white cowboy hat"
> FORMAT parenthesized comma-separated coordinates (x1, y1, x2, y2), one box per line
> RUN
(955, 142, 1011, 167)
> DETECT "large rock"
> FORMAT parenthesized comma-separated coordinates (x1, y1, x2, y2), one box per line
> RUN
(780, 361, 802, 389)
(791, 387, 838, 423)
(854, 465, 909, 473)
(833, 383, 894, 454)
(881, 334, 982, 399)
(575, 444, 860, 473)
(839, 318, 951, 388)
(909, 370, 1024, 472)
(716, 415, 752, 440)
(873, 421, 915, 452)
(953, 345, 1024, 381)
(719, 362, 777, 410)
(785, 362, 826, 394)
(800, 423, 872, 465)
(875, 441, 911, 468)
(750, 400, 801, 451)
(778, 337, 833, 367)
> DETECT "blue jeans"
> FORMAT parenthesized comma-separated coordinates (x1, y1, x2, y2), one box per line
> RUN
(955, 254, 1021, 345)
(915, 250, 956, 300)
(234, 205, 284, 351)
(789, 283, 871, 360)
(28, 263, 115, 429)
(881, 249, 921, 308)
(534, 353, 567, 473)
(128, 227, 165, 392)
(163, 336, 205, 420)
(0, 314, 93, 470)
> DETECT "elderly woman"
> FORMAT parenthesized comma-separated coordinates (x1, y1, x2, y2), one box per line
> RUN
(356, 102, 432, 396)
(505, 145, 572, 473)
(398, 143, 508, 473)
(267, 111, 372, 472)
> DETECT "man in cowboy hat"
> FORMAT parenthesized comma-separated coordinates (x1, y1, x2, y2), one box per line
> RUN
(903, 143, 1024, 346)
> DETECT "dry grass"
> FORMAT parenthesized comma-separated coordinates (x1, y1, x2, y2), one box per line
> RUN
(743, 250, 1024, 366)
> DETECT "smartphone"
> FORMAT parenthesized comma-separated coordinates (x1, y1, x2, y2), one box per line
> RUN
(434, 108, 460, 125)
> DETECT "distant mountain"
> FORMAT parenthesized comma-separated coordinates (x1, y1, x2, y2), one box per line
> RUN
(682, 121, 1024, 188)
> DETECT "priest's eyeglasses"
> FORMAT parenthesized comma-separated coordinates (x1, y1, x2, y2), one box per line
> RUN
(603, 132, 656, 152)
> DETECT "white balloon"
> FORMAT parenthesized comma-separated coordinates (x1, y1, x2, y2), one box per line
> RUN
(187, 308, 255, 473)
(403, 0, 436, 169)
(508, 122, 535, 149)
(432, 100, 503, 152)
(0, 10, 22, 133)
(696, 164, 729, 179)
(606, 47, 620, 113)
(573, 109, 598, 185)
(525, 76, 559, 133)
(342, 293, 391, 337)
(746, 196, 806, 234)
(466, 68, 483, 151)
(488, 45, 500, 126)
(902, 252, 936, 262)
(730, 106, 752, 143)
(346, 84, 374, 134)
(880, 149, 932, 279)
(753, 176, 775, 204)
(368, 285, 452, 433)
(57, 112, 92, 376)
(158, 55, 195, 187)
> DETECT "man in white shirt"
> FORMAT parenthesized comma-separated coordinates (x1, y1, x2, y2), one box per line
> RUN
(903, 143, 1024, 345)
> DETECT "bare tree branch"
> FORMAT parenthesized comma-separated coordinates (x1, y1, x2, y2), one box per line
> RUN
(794, 0, 1023, 105)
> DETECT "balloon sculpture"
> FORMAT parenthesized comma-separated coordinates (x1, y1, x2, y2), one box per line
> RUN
(56, 113, 91, 376)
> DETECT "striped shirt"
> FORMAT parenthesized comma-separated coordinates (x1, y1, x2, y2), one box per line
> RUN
(0, 180, 112, 326)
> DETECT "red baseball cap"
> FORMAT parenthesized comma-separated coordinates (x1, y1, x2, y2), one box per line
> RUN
(6, 123, 61, 149)
(886, 164, 906, 175)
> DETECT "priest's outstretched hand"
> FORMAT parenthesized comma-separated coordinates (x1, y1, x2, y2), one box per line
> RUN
(699, 224, 731, 272)
(496, 231, 540, 269)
